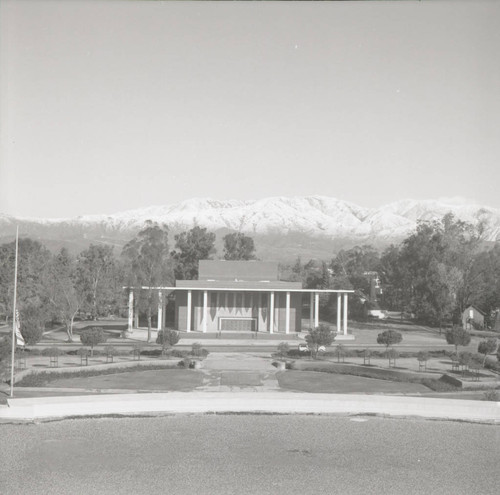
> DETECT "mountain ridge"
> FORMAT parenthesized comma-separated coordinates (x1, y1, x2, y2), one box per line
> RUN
(1, 196, 499, 260)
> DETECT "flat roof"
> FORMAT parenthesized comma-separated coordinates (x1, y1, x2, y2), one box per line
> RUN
(176, 280, 302, 290)
(198, 260, 279, 281)
(124, 286, 354, 293)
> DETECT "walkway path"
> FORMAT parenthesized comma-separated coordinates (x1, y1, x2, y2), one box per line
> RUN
(198, 352, 280, 391)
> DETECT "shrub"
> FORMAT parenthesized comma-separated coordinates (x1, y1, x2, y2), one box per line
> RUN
(156, 329, 180, 350)
(190, 342, 208, 357)
(42, 347, 62, 357)
(417, 351, 429, 362)
(477, 338, 497, 366)
(178, 357, 193, 368)
(483, 390, 500, 401)
(80, 327, 107, 356)
(277, 342, 290, 359)
(171, 349, 186, 358)
(305, 324, 335, 359)
(376, 330, 403, 350)
(445, 326, 471, 355)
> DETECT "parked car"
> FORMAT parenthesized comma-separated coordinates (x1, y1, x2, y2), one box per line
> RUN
(298, 343, 309, 352)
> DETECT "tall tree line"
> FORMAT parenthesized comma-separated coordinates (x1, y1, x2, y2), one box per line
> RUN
(0, 225, 257, 343)
(286, 214, 500, 327)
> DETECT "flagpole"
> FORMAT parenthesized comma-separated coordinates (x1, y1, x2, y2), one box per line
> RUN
(10, 226, 19, 398)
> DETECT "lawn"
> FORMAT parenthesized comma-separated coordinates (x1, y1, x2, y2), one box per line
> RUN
(20, 369, 205, 392)
(276, 370, 430, 394)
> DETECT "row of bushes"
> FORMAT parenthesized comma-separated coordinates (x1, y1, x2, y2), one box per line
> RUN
(282, 347, 449, 360)
(15, 343, 209, 360)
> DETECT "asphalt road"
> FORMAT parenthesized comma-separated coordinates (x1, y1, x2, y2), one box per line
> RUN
(1, 415, 498, 495)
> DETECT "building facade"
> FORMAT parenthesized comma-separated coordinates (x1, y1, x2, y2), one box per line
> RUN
(462, 305, 485, 330)
(125, 260, 354, 338)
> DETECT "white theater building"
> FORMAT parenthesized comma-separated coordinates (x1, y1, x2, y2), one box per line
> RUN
(125, 260, 355, 339)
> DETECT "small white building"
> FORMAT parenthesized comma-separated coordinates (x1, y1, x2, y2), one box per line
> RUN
(462, 305, 485, 330)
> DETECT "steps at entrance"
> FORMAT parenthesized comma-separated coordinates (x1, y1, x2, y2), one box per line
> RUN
(202, 353, 277, 371)
(177, 331, 300, 341)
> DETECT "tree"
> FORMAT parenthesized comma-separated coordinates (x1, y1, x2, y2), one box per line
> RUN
(477, 339, 497, 366)
(75, 244, 117, 320)
(46, 248, 82, 342)
(377, 330, 403, 363)
(445, 326, 471, 355)
(0, 335, 11, 363)
(156, 329, 180, 353)
(223, 232, 256, 260)
(0, 238, 51, 325)
(305, 324, 334, 359)
(122, 221, 171, 342)
(417, 351, 430, 371)
(171, 226, 216, 280)
(80, 326, 107, 356)
(335, 344, 346, 363)
(19, 304, 45, 345)
(394, 214, 484, 326)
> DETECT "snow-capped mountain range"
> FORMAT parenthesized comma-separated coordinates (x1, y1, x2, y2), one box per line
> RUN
(1, 196, 499, 257)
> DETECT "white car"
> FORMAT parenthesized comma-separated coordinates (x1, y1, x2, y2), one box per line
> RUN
(298, 344, 326, 352)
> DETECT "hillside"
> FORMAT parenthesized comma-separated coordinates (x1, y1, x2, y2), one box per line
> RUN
(0, 196, 498, 261)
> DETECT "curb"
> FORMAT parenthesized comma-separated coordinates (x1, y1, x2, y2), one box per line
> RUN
(0, 392, 498, 424)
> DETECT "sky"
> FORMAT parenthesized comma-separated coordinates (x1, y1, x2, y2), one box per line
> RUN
(1, 0, 499, 219)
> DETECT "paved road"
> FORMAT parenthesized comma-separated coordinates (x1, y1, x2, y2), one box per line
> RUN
(1, 415, 498, 495)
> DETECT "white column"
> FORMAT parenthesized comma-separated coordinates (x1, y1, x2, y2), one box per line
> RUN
(269, 292, 275, 334)
(309, 292, 314, 328)
(134, 297, 139, 328)
(337, 293, 341, 334)
(128, 290, 134, 330)
(343, 293, 348, 335)
(162, 292, 167, 329)
(314, 292, 319, 328)
(186, 290, 192, 332)
(157, 291, 163, 331)
(203, 290, 208, 333)
(285, 291, 290, 334)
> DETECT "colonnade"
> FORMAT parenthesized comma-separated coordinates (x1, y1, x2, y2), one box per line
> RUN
(127, 289, 350, 335)
(127, 290, 167, 331)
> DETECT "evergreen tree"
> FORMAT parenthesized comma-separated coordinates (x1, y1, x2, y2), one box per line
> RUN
(171, 226, 216, 280)
(223, 232, 256, 260)
(122, 221, 171, 342)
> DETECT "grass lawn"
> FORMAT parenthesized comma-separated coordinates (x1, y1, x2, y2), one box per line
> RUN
(20, 369, 205, 392)
(276, 370, 430, 394)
